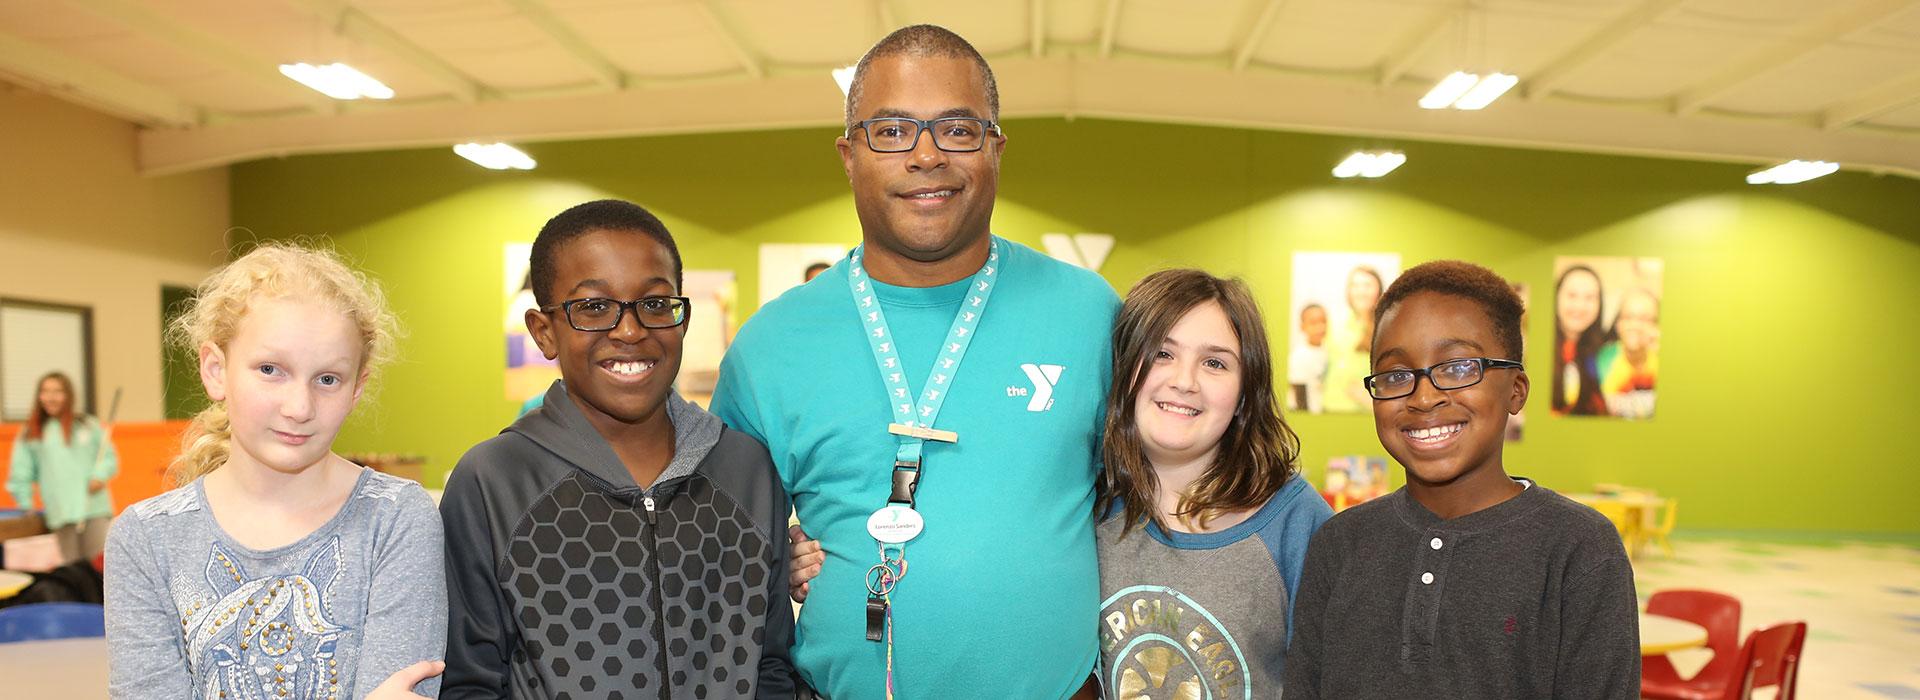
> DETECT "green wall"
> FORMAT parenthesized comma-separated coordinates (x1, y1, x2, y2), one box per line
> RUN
(231, 118, 1920, 535)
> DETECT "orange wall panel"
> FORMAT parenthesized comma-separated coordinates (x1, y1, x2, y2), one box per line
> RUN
(0, 420, 189, 515)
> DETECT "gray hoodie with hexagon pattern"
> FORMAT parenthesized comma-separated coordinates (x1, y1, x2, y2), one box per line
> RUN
(440, 380, 794, 699)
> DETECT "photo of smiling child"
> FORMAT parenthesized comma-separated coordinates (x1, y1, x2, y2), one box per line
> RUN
(1552, 256, 1664, 420)
(1290, 252, 1400, 414)
(1284, 260, 1640, 699)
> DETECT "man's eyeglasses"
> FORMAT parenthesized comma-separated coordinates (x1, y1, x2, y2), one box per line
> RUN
(1364, 357, 1524, 401)
(847, 117, 1001, 153)
(541, 296, 690, 332)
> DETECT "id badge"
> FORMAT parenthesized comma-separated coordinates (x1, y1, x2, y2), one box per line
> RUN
(866, 504, 925, 544)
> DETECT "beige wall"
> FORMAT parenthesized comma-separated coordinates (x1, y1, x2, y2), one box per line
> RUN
(0, 86, 229, 422)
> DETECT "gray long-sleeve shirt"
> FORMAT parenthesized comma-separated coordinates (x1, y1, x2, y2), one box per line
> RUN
(1283, 480, 1641, 699)
(105, 468, 447, 699)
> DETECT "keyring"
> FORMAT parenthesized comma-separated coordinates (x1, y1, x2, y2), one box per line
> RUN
(866, 562, 900, 596)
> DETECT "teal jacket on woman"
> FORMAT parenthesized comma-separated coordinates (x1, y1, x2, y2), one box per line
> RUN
(7, 417, 117, 528)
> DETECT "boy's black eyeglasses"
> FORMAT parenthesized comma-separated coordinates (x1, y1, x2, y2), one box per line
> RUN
(541, 296, 691, 332)
(847, 117, 1002, 153)
(1364, 357, 1524, 400)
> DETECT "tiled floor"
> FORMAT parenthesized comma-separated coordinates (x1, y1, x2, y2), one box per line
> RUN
(1635, 537, 1920, 699)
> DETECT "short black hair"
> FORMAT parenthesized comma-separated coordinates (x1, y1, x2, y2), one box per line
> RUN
(1373, 260, 1525, 361)
(530, 199, 681, 307)
(844, 24, 999, 130)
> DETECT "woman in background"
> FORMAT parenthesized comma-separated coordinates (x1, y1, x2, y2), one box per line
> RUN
(7, 371, 117, 563)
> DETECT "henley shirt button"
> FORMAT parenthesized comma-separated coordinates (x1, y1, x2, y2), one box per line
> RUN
(1430, 537, 1443, 550)
(1421, 572, 1435, 584)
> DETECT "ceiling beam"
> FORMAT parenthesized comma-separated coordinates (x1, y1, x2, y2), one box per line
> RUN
(695, 0, 763, 79)
(1823, 67, 1920, 130)
(1232, 0, 1286, 72)
(66, 0, 334, 113)
(0, 28, 199, 127)
(138, 56, 1920, 180)
(1031, 0, 1045, 58)
(1376, 6, 1456, 86)
(1098, 0, 1122, 59)
(1673, 0, 1915, 116)
(1526, 0, 1687, 101)
(500, 0, 624, 90)
(283, 0, 486, 103)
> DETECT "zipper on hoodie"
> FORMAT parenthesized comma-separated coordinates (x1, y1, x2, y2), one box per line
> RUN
(644, 487, 669, 700)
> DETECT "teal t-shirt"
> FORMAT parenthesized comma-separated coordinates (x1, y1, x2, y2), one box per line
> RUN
(711, 238, 1118, 699)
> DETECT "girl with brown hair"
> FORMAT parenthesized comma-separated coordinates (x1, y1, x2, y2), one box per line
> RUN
(1094, 268, 1334, 698)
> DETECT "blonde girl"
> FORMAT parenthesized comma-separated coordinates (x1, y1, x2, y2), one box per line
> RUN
(104, 244, 446, 700)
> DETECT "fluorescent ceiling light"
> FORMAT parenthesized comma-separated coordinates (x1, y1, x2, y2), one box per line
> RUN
(1453, 73, 1517, 110)
(454, 142, 536, 170)
(1420, 72, 1518, 110)
(832, 64, 857, 96)
(279, 62, 394, 100)
(1419, 72, 1480, 109)
(1333, 151, 1407, 179)
(1746, 160, 1838, 185)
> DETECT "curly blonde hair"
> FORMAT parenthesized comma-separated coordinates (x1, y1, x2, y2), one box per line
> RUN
(166, 243, 399, 486)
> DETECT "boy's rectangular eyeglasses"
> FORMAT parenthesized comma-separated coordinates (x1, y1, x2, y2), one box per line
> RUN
(1364, 357, 1524, 400)
(542, 296, 691, 332)
(847, 117, 1002, 153)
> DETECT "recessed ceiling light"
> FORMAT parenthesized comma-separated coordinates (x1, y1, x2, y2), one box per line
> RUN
(1746, 160, 1838, 185)
(1420, 72, 1517, 110)
(454, 143, 536, 170)
(1333, 151, 1407, 178)
(279, 62, 394, 100)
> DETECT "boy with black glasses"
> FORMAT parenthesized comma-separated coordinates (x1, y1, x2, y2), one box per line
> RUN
(440, 199, 794, 699)
(1284, 259, 1639, 699)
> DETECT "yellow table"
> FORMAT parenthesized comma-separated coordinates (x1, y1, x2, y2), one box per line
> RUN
(1640, 612, 1709, 655)
(0, 570, 32, 600)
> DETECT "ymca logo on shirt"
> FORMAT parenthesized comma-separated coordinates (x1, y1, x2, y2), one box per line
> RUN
(1007, 363, 1065, 412)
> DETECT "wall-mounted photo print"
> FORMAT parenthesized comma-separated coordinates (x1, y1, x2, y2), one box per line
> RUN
(1288, 252, 1401, 414)
(1552, 256, 1663, 419)
(1503, 282, 1531, 441)
(758, 243, 850, 306)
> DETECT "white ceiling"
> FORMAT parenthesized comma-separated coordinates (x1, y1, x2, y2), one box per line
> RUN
(2, 0, 1917, 176)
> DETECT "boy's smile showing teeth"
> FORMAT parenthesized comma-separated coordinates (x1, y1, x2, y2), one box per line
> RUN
(600, 358, 655, 378)
(1405, 421, 1465, 446)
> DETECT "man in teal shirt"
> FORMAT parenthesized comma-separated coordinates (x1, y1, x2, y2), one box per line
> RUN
(710, 25, 1116, 700)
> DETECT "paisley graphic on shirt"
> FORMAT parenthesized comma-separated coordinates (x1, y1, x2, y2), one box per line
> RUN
(182, 538, 347, 700)
(1100, 585, 1251, 700)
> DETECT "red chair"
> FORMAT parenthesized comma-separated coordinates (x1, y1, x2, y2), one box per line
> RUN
(1644, 620, 1807, 700)
(1642, 589, 1743, 699)
(1739, 622, 1806, 700)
